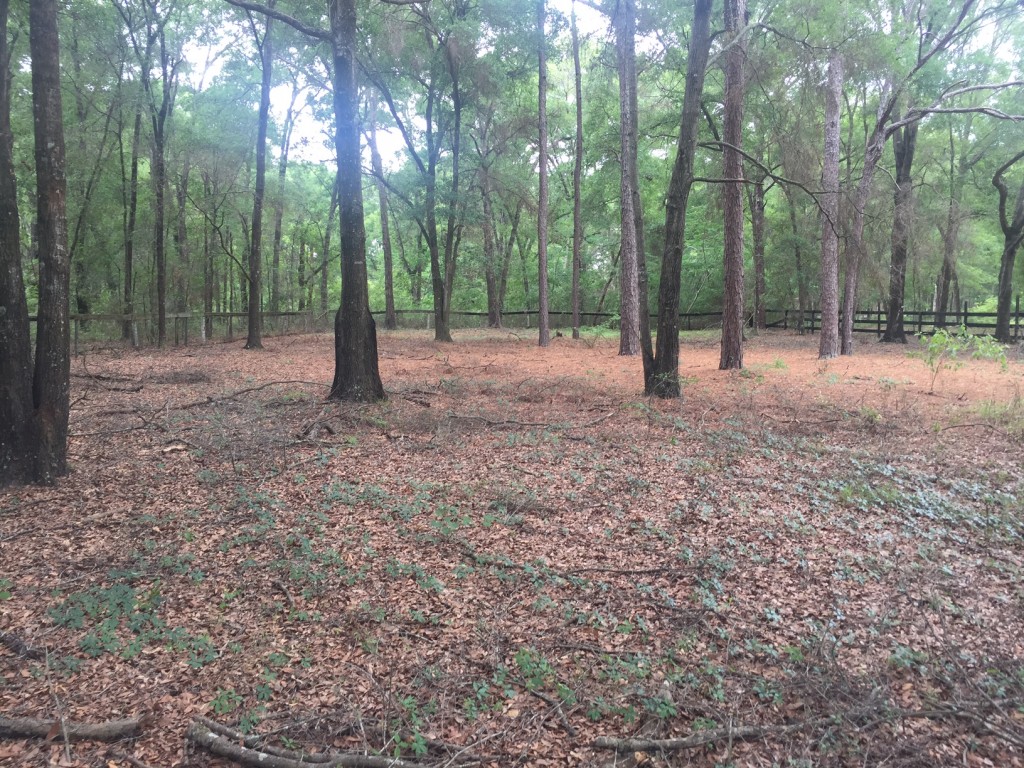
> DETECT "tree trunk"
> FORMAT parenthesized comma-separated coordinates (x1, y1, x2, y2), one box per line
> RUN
(0, 0, 33, 485)
(570, 0, 584, 340)
(786, 189, 808, 333)
(480, 164, 503, 328)
(369, 103, 397, 330)
(246, 7, 273, 350)
(28, 0, 71, 483)
(719, 0, 746, 371)
(819, 52, 843, 359)
(328, 0, 385, 401)
(536, 0, 550, 347)
(880, 121, 917, 343)
(749, 178, 766, 330)
(614, 0, 639, 356)
(270, 79, 299, 315)
(994, 151, 1024, 343)
(173, 155, 190, 313)
(121, 108, 142, 342)
(648, 0, 712, 396)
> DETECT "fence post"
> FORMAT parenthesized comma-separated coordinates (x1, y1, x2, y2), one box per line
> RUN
(917, 310, 923, 336)
(74, 317, 79, 356)
(1016, 294, 1020, 340)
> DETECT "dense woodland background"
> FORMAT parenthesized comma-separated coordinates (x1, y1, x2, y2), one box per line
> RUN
(3, 0, 1022, 347)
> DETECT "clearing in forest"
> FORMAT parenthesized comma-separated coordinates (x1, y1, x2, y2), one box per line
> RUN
(1, 329, 1023, 767)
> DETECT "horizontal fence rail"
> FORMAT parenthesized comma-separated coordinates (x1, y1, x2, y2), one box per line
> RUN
(27, 300, 1021, 353)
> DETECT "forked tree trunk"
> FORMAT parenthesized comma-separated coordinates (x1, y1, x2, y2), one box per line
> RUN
(880, 121, 917, 343)
(647, 0, 712, 396)
(719, 0, 747, 371)
(993, 150, 1024, 343)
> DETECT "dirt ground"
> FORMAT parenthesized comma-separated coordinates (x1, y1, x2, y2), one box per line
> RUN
(2, 328, 1023, 767)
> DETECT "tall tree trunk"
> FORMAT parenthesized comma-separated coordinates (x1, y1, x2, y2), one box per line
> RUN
(121, 108, 142, 342)
(319, 175, 338, 314)
(29, 0, 71, 483)
(480, 164, 502, 328)
(881, 121, 917, 343)
(246, 6, 274, 350)
(328, 0, 385, 401)
(369, 102, 397, 330)
(270, 79, 299, 315)
(173, 154, 190, 313)
(819, 52, 843, 359)
(536, 0, 550, 347)
(785, 188, 808, 333)
(749, 177, 766, 330)
(648, 0, 712, 396)
(994, 150, 1024, 343)
(442, 42, 464, 338)
(570, 0, 584, 340)
(614, 0, 639, 356)
(719, 0, 746, 370)
(0, 0, 34, 485)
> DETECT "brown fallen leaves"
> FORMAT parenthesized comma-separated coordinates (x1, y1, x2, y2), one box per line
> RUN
(2, 330, 1023, 767)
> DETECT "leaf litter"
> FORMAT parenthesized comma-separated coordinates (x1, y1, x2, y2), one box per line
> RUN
(2, 329, 1024, 767)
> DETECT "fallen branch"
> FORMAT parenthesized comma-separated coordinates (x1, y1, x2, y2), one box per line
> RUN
(0, 630, 45, 660)
(592, 719, 819, 752)
(0, 715, 143, 742)
(445, 411, 613, 431)
(186, 718, 428, 768)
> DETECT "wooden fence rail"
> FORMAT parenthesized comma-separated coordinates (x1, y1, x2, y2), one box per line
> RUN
(28, 300, 1022, 353)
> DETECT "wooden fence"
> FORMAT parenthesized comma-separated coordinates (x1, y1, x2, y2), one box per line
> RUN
(30, 300, 1023, 353)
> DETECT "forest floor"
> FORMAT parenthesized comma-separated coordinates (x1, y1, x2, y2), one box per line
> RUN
(2, 328, 1024, 768)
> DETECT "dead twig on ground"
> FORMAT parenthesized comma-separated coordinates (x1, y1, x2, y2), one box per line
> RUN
(186, 717, 428, 768)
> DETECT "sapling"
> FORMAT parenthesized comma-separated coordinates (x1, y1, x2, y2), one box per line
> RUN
(913, 326, 1007, 393)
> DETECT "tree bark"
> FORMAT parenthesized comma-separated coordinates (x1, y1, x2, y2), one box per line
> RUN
(719, 0, 746, 371)
(536, 0, 550, 347)
(121, 107, 142, 342)
(29, 0, 71, 483)
(328, 0, 385, 401)
(570, 0, 584, 340)
(749, 178, 766, 330)
(0, 0, 34, 485)
(993, 150, 1024, 343)
(368, 102, 397, 330)
(246, 5, 274, 350)
(270, 78, 299, 315)
(647, 0, 712, 396)
(818, 52, 843, 359)
(880, 121, 917, 343)
(614, 0, 640, 356)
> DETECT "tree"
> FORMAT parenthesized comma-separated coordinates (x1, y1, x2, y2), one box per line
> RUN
(818, 52, 842, 359)
(240, 2, 277, 350)
(536, 0, 551, 347)
(224, 0, 384, 401)
(0, 0, 71, 485)
(644, 0, 713, 397)
(993, 149, 1024, 343)
(719, 0, 747, 370)
(570, 0, 584, 340)
(879, 119, 918, 343)
(613, 0, 640, 356)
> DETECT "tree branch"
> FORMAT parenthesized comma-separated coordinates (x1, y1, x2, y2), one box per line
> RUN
(221, 0, 330, 41)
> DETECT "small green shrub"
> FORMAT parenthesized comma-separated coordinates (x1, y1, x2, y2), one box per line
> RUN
(913, 326, 1007, 393)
